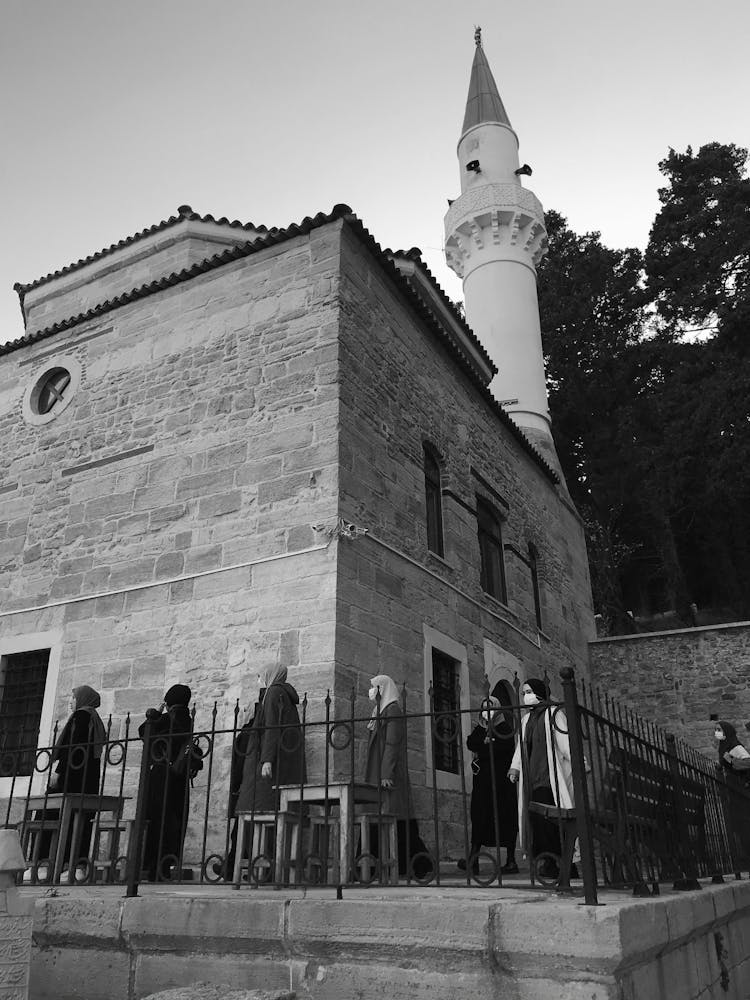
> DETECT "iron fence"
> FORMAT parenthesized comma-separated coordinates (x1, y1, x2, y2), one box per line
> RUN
(2, 668, 749, 903)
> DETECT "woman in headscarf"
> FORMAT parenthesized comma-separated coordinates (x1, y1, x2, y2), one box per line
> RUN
(235, 666, 306, 817)
(364, 674, 432, 879)
(714, 721, 750, 772)
(508, 678, 575, 879)
(28, 685, 107, 882)
(459, 693, 518, 877)
(139, 683, 194, 881)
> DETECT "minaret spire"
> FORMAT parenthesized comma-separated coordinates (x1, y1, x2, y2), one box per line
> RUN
(444, 31, 558, 468)
(463, 27, 512, 134)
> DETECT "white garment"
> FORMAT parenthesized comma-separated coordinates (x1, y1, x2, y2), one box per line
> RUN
(510, 706, 576, 854)
(369, 675, 401, 715)
(726, 744, 750, 763)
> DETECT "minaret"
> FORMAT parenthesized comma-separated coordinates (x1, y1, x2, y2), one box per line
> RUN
(445, 29, 555, 462)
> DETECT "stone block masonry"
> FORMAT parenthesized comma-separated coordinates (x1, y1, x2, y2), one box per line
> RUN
(0, 223, 343, 735)
(590, 622, 750, 757)
(334, 225, 594, 712)
(26, 880, 750, 1000)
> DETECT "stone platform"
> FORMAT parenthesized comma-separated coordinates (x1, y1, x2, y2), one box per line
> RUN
(25, 878, 750, 1000)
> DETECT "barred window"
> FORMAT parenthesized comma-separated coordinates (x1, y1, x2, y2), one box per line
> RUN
(0, 649, 50, 776)
(423, 444, 444, 557)
(431, 649, 460, 774)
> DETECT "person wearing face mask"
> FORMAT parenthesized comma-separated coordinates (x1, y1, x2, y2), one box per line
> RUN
(714, 721, 750, 772)
(458, 693, 519, 877)
(508, 678, 576, 880)
(364, 674, 432, 879)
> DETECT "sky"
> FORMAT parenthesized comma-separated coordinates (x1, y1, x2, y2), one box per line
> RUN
(1, 0, 749, 347)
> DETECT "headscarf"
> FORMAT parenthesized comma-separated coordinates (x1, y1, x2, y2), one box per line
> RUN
(525, 677, 548, 702)
(164, 684, 191, 707)
(717, 721, 745, 765)
(479, 695, 502, 727)
(369, 675, 401, 716)
(263, 665, 289, 689)
(54, 685, 107, 761)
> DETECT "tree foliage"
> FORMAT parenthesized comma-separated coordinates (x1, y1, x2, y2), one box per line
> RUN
(538, 144, 750, 630)
(646, 143, 750, 350)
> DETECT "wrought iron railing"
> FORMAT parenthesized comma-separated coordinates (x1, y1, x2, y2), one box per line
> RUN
(2, 669, 749, 902)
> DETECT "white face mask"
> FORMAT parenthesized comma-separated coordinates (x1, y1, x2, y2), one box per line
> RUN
(523, 691, 539, 706)
(368, 687, 378, 702)
(714, 730, 724, 742)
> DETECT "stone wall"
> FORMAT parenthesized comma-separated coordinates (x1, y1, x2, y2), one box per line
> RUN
(1, 225, 342, 754)
(589, 622, 750, 758)
(334, 227, 594, 694)
(26, 881, 750, 1000)
(330, 227, 594, 840)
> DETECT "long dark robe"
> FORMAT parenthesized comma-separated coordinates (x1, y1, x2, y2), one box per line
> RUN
(363, 702, 431, 877)
(524, 707, 561, 860)
(37, 708, 103, 866)
(235, 682, 306, 815)
(467, 723, 517, 849)
(139, 705, 192, 881)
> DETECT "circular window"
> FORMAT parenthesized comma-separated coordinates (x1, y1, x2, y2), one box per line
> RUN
(23, 357, 82, 426)
(35, 368, 72, 415)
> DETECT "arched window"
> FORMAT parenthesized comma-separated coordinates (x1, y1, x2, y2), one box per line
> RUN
(423, 444, 444, 557)
(477, 497, 507, 603)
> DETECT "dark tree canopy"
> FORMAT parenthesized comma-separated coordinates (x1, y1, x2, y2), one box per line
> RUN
(646, 143, 750, 351)
(538, 144, 750, 632)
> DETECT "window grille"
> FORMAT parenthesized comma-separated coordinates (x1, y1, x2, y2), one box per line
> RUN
(0, 649, 50, 776)
(431, 649, 459, 774)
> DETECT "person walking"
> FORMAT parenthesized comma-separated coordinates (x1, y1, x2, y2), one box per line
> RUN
(714, 721, 750, 772)
(508, 678, 575, 880)
(459, 694, 518, 876)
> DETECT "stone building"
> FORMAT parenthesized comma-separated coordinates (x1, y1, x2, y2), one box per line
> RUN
(0, 36, 594, 815)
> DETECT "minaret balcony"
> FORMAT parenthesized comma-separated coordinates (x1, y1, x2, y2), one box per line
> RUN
(445, 183, 548, 278)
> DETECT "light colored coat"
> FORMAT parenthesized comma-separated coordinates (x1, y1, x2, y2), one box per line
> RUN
(510, 706, 575, 854)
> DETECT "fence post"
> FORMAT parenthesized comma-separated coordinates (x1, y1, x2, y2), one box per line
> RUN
(560, 667, 598, 905)
(665, 733, 701, 890)
(126, 718, 152, 897)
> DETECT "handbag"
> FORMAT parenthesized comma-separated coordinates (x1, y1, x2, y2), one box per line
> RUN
(171, 738, 204, 781)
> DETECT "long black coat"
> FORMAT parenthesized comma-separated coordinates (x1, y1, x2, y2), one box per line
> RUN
(364, 702, 411, 819)
(50, 709, 103, 794)
(38, 709, 104, 864)
(235, 682, 306, 815)
(467, 723, 517, 848)
(139, 704, 192, 880)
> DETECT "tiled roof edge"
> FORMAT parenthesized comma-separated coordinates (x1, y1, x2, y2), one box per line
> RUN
(13, 204, 273, 298)
(1, 205, 353, 359)
(386, 247, 496, 375)
(344, 222, 557, 484)
(2, 203, 557, 484)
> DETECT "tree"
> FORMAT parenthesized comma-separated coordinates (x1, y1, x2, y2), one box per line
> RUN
(539, 188, 750, 627)
(537, 211, 651, 624)
(645, 143, 750, 352)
